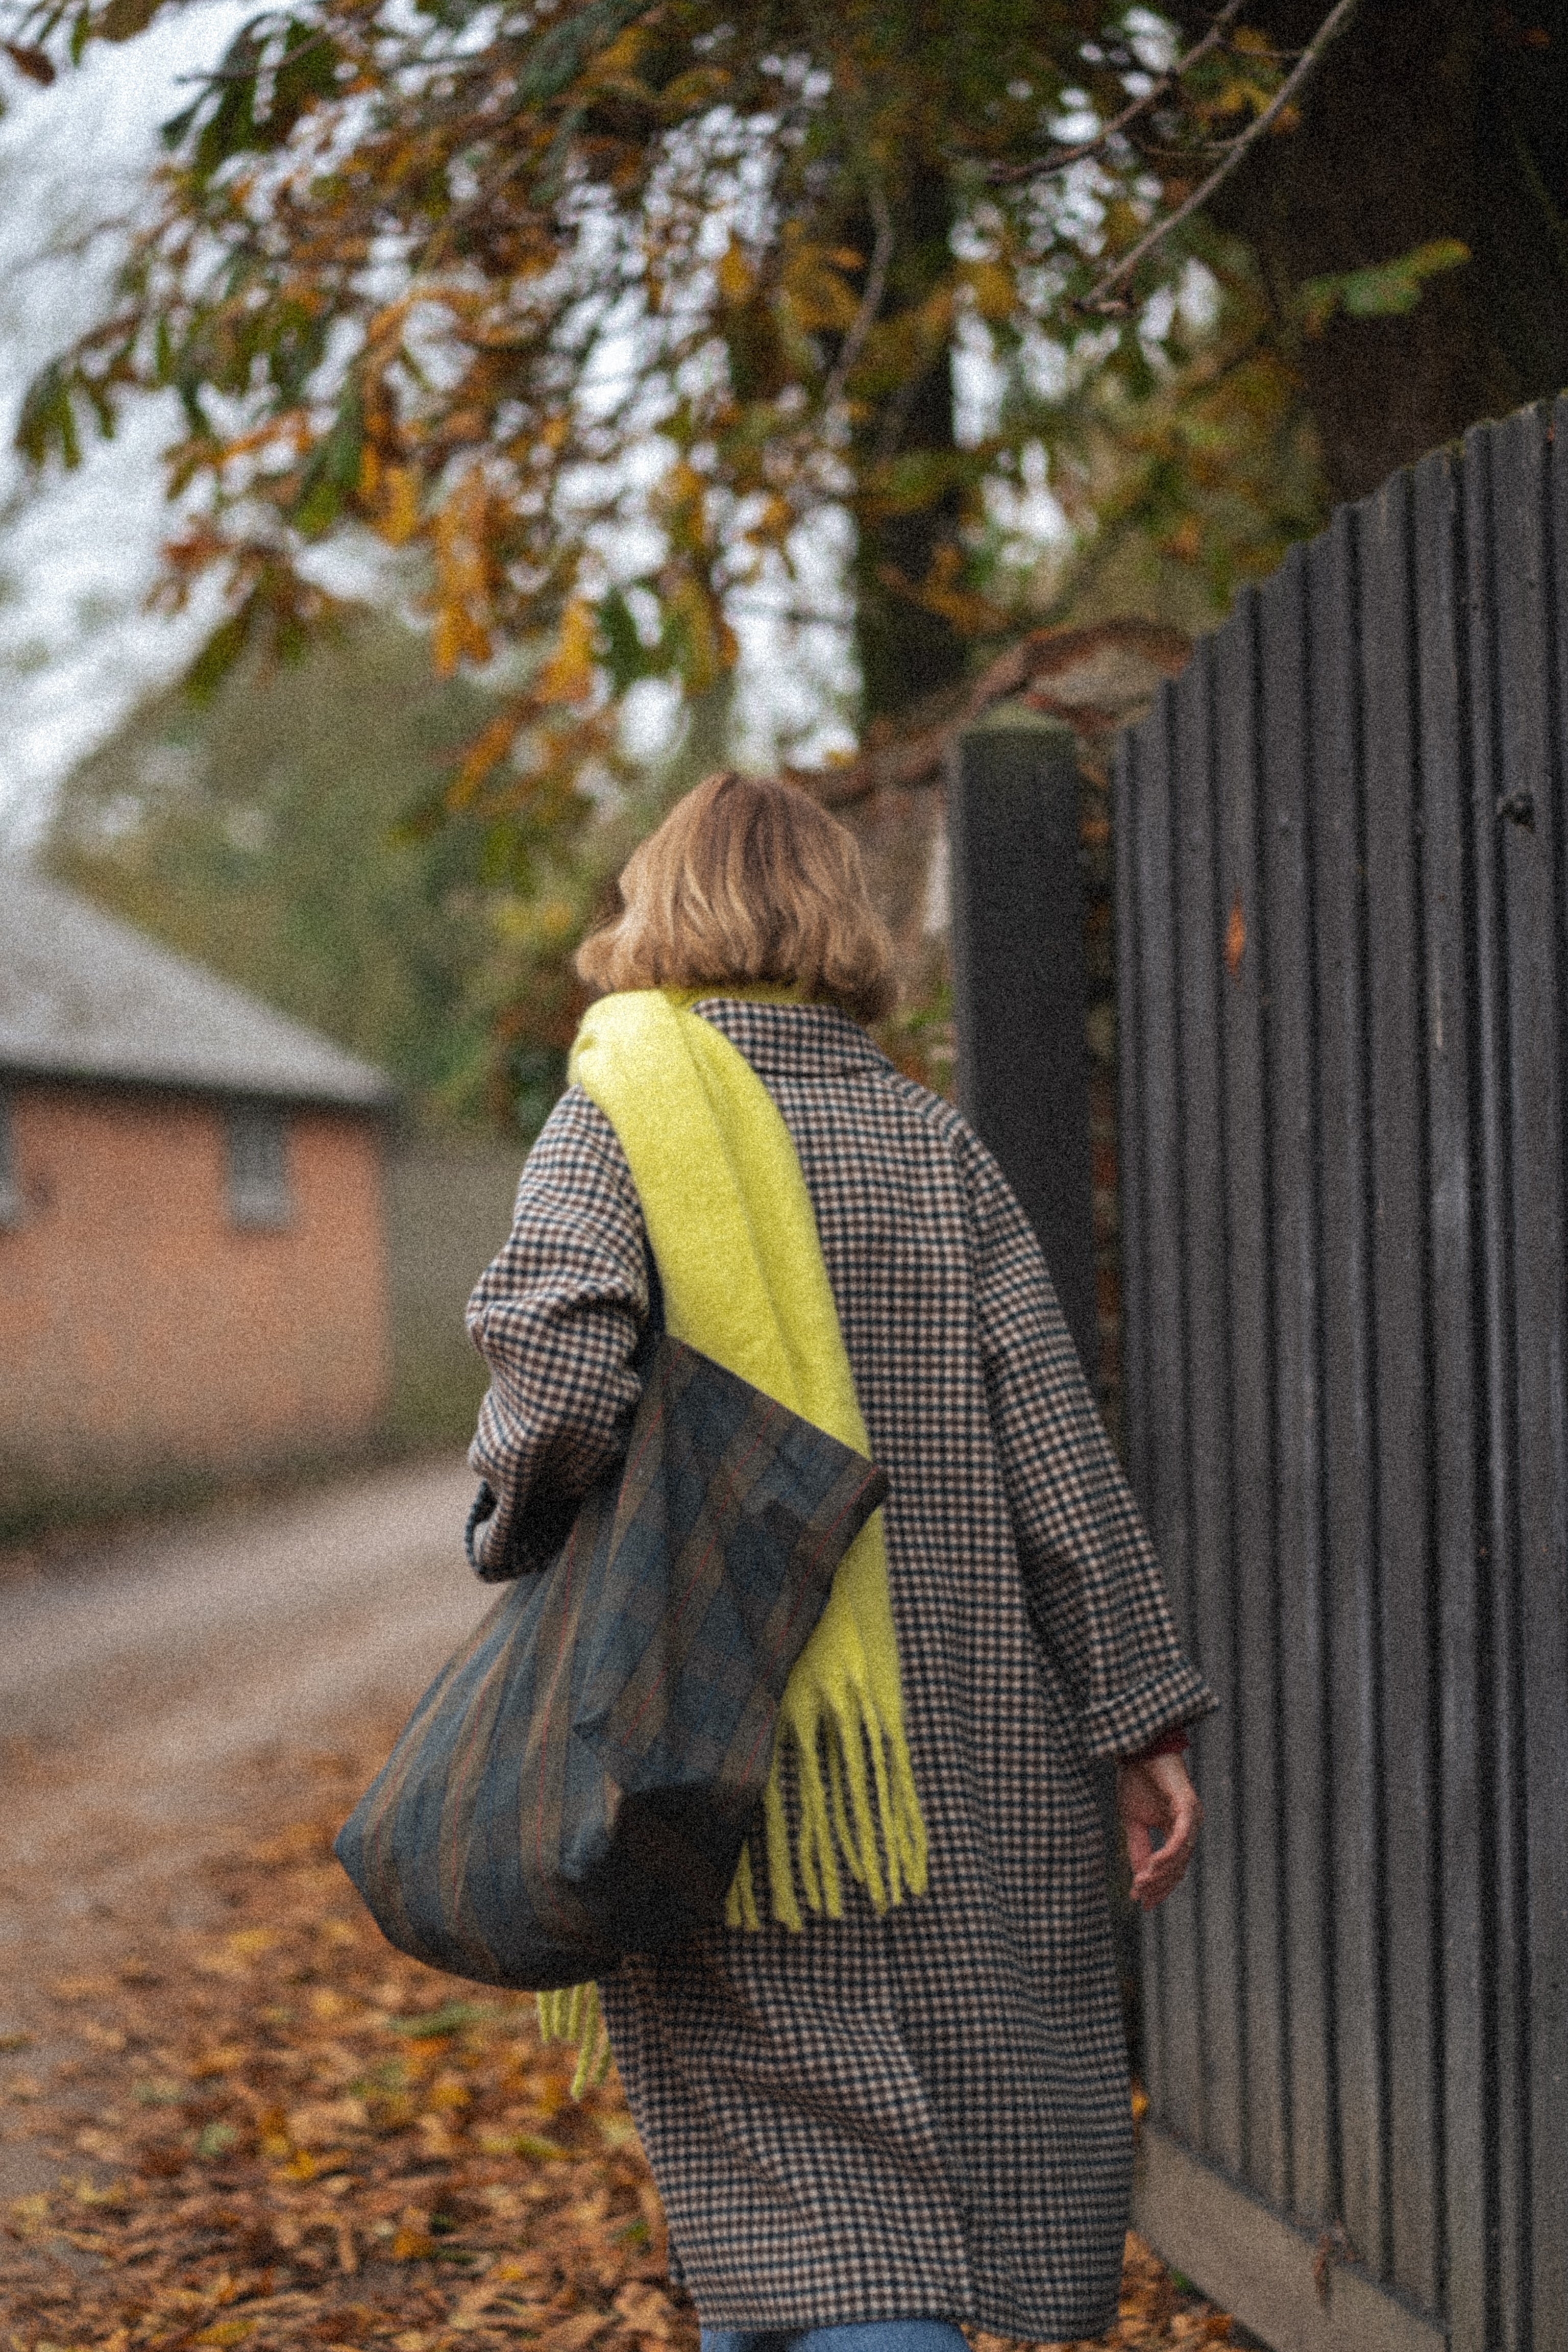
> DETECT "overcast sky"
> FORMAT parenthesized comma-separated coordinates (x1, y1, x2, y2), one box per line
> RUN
(0, 5, 261, 853)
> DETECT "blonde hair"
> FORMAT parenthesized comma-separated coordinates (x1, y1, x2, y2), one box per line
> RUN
(576, 770, 897, 1024)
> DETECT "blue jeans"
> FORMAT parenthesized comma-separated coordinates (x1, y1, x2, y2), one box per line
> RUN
(701, 2325, 969, 2352)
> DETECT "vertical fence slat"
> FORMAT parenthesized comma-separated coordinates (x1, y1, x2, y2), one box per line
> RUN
(1215, 591, 1287, 2207)
(1532, 394, 1568, 2352)
(1308, 502, 1389, 2274)
(1133, 684, 1199, 2134)
(1465, 415, 1530, 2352)
(1493, 404, 1568, 2352)
(1259, 542, 1332, 2231)
(1115, 394, 1566, 2346)
(1413, 442, 1489, 2352)
(1114, 731, 1150, 1511)
(1115, 726, 1163, 2101)
(1358, 468, 1443, 2314)
(1172, 640, 1243, 2176)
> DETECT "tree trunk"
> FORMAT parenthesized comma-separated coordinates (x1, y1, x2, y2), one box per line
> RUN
(1202, 0, 1568, 502)
(848, 163, 969, 721)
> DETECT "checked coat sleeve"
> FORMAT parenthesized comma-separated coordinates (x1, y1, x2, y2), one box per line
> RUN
(965, 1130, 1216, 1761)
(463, 1087, 649, 1582)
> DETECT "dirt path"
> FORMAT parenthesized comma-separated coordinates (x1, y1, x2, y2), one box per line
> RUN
(0, 1466, 1239, 2352)
(0, 1458, 491, 2194)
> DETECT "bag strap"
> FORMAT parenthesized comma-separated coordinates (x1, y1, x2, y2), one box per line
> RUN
(468, 1232, 665, 1581)
(629, 1230, 665, 1375)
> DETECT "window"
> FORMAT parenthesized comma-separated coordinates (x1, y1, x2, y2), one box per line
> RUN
(0, 1091, 19, 1227)
(226, 1101, 291, 1229)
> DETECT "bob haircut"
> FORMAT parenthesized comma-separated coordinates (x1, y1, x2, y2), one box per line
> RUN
(576, 770, 897, 1025)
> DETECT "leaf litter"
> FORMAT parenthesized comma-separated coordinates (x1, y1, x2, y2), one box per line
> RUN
(1, 1761, 1233, 2352)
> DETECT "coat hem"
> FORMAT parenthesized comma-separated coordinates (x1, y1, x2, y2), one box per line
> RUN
(683, 2291, 1121, 2341)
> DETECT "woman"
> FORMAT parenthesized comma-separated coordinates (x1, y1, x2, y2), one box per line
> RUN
(467, 771, 1215, 2352)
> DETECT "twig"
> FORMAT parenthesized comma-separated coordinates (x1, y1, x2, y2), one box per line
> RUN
(820, 176, 893, 416)
(172, 17, 339, 85)
(987, 0, 1250, 185)
(1076, 0, 1361, 313)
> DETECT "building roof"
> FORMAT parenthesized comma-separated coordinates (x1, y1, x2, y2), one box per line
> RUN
(0, 869, 397, 1111)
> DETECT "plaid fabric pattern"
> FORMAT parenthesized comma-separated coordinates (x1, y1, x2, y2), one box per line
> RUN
(467, 1000, 1215, 2344)
(337, 1327, 888, 1989)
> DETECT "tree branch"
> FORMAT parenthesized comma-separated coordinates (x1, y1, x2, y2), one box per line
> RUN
(172, 22, 335, 86)
(1076, 0, 1362, 314)
(820, 176, 893, 417)
(987, 0, 1250, 185)
(512, 0, 663, 109)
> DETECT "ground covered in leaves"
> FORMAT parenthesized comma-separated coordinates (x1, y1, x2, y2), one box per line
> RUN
(2, 1767, 1234, 2352)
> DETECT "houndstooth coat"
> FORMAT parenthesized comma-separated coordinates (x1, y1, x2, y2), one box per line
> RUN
(467, 998, 1216, 2344)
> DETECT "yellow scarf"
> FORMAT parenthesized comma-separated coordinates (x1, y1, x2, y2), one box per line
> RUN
(537, 987, 928, 2092)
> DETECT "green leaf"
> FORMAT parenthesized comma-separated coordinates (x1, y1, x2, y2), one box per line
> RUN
(385, 2000, 498, 2038)
(15, 361, 83, 471)
(1299, 239, 1471, 336)
(195, 73, 260, 180)
(865, 448, 959, 517)
(184, 612, 252, 704)
(98, 0, 160, 41)
(269, 19, 340, 136)
(160, 93, 202, 150)
(516, 0, 660, 107)
(597, 585, 662, 691)
(508, 2130, 583, 2161)
(292, 393, 363, 538)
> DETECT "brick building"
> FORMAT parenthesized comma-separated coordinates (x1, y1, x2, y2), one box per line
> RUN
(1, 871, 397, 1518)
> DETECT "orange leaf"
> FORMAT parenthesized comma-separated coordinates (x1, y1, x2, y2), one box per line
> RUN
(535, 598, 598, 704)
(379, 467, 421, 546)
(1225, 893, 1246, 978)
(717, 239, 752, 304)
(967, 260, 1014, 322)
(433, 607, 489, 676)
(452, 710, 521, 804)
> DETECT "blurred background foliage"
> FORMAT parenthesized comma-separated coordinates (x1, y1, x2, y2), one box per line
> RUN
(8, 0, 1568, 1151)
(44, 612, 515, 1128)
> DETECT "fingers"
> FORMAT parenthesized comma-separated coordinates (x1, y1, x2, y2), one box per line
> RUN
(1128, 1783, 1203, 1910)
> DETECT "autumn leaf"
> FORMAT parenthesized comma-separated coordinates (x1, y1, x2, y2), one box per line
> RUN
(1225, 893, 1246, 977)
(1, 0, 1345, 1153)
(535, 599, 599, 705)
(965, 261, 1015, 323)
(716, 239, 753, 306)
(0, 1728, 1232, 2352)
(377, 465, 421, 547)
(2, 38, 54, 79)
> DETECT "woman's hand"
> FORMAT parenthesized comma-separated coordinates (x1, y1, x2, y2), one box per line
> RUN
(1117, 1752, 1202, 1911)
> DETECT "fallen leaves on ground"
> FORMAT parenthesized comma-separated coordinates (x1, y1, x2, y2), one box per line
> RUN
(1, 1771, 1233, 2352)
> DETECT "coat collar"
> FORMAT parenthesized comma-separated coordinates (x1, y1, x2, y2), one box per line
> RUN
(690, 995, 894, 1084)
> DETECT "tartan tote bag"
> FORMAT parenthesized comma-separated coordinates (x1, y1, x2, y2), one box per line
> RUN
(334, 1295, 889, 1991)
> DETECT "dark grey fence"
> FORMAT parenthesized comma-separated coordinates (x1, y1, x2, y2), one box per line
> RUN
(1113, 395, 1568, 2352)
(948, 713, 1098, 1391)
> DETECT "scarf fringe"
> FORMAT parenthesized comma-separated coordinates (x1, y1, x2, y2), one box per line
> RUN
(537, 1692, 930, 2097)
(730, 1683, 930, 1932)
(535, 1979, 613, 2098)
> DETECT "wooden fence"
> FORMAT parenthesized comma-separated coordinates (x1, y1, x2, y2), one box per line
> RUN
(1112, 395, 1568, 2352)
